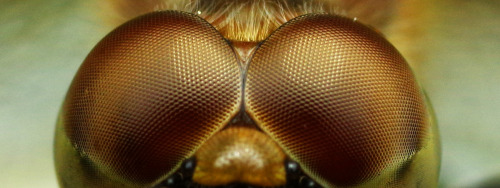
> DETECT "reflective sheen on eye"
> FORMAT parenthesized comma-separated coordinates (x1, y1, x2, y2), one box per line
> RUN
(54, 1, 440, 187)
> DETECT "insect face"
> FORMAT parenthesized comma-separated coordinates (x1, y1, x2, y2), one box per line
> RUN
(55, 1, 440, 187)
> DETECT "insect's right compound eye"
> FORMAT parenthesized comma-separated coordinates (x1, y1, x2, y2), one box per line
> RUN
(54, 11, 242, 187)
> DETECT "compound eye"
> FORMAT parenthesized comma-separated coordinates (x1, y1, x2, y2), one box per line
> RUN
(245, 14, 429, 186)
(55, 11, 241, 186)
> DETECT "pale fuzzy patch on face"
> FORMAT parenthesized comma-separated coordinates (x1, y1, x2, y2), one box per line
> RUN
(193, 126, 286, 186)
(214, 143, 265, 169)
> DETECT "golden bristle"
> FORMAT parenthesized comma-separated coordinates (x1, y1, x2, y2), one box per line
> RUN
(101, 0, 402, 42)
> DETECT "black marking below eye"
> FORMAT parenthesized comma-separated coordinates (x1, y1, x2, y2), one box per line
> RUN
(285, 159, 321, 188)
(153, 157, 197, 188)
(152, 158, 323, 188)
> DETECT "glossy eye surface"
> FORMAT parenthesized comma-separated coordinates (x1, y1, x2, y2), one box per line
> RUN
(245, 14, 436, 187)
(54, 11, 241, 187)
(55, 8, 440, 188)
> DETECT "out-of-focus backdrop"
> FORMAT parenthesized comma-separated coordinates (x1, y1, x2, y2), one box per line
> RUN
(0, 0, 498, 187)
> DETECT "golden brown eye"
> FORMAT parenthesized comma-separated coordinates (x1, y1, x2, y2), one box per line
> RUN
(245, 14, 434, 187)
(55, 6, 440, 188)
(54, 11, 241, 186)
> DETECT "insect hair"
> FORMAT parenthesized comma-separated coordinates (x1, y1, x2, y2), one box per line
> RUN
(104, 0, 345, 41)
(102, 0, 407, 42)
(186, 0, 344, 41)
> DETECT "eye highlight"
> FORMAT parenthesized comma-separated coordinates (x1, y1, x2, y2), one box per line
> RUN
(245, 14, 430, 187)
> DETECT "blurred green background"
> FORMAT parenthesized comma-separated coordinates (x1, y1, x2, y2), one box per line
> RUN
(0, 0, 499, 187)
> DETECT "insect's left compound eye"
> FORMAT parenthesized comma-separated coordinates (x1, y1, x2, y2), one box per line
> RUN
(54, 11, 241, 186)
(245, 14, 437, 187)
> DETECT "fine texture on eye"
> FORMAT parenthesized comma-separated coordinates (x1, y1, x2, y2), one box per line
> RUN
(59, 11, 241, 185)
(245, 14, 428, 187)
